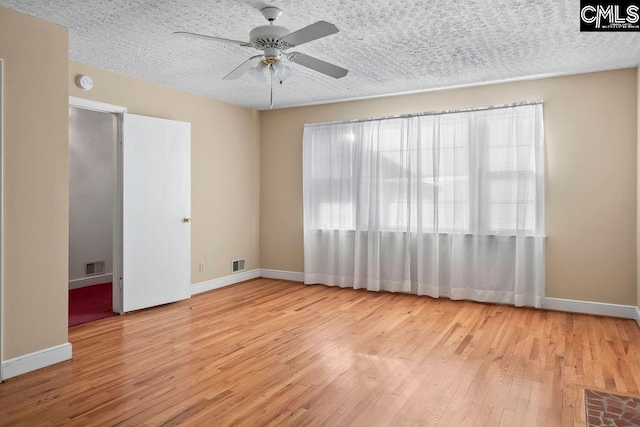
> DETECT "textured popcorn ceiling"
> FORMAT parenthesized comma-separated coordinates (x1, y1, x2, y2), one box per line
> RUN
(2, 0, 640, 110)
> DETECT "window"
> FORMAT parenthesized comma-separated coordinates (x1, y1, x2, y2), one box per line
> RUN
(304, 103, 544, 237)
(302, 103, 545, 308)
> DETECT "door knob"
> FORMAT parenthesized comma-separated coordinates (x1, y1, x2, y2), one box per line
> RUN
(183, 217, 192, 223)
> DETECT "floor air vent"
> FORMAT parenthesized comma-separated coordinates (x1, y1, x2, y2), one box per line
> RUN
(232, 258, 246, 273)
(85, 260, 106, 276)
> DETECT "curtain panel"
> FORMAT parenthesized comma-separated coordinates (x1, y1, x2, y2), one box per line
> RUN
(303, 103, 545, 307)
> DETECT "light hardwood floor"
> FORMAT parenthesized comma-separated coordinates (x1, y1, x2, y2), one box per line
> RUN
(1, 278, 639, 426)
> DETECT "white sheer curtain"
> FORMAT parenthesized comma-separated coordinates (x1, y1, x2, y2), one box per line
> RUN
(303, 103, 545, 307)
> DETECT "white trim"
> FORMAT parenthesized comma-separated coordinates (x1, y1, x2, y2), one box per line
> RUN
(190, 269, 640, 324)
(191, 269, 261, 295)
(251, 271, 640, 322)
(69, 96, 127, 113)
(69, 97, 125, 314)
(113, 112, 124, 314)
(1, 342, 72, 380)
(0, 59, 4, 381)
(543, 297, 639, 320)
(68, 273, 113, 290)
(259, 269, 304, 282)
(266, 66, 637, 110)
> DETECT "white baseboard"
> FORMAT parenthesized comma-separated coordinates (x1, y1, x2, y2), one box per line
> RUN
(543, 297, 638, 320)
(69, 273, 113, 290)
(259, 269, 304, 282)
(2, 342, 72, 380)
(190, 269, 303, 295)
(191, 269, 639, 325)
(191, 269, 261, 295)
(252, 274, 640, 322)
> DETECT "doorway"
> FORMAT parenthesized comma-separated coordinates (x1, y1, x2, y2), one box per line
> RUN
(68, 106, 119, 327)
(68, 96, 192, 323)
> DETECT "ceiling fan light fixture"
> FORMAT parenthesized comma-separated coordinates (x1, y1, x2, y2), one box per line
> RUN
(271, 59, 291, 82)
(247, 67, 266, 82)
(248, 61, 270, 82)
(274, 64, 292, 82)
(272, 59, 284, 72)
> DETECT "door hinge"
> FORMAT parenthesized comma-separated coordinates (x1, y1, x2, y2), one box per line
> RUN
(119, 278, 123, 289)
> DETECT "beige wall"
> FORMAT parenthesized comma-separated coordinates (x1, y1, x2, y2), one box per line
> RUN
(0, 5, 636, 367)
(69, 62, 261, 285)
(261, 69, 638, 306)
(0, 7, 69, 359)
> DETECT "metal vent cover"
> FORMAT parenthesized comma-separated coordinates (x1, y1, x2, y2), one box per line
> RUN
(231, 258, 246, 273)
(85, 260, 106, 276)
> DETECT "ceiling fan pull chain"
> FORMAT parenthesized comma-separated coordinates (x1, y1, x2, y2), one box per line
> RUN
(270, 68, 274, 109)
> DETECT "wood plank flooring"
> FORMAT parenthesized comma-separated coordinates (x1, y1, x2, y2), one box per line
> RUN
(1, 278, 639, 426)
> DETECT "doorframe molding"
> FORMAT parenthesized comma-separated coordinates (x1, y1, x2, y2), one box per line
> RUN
(0, 59, 4, 381)
(69, 97, 127, 114)
(69, 96, 127, 315)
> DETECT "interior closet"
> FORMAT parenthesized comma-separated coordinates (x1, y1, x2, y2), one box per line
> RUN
(68, 106, 117, 327)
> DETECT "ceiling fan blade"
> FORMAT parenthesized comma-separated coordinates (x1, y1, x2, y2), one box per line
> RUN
(281, 21, 339, 47)
(288, 53, 348, 79)
(174, 31, 251, 47)
(223, 56, 262, 80)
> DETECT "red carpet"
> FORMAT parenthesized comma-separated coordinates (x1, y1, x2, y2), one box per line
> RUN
(69, 283, 117, 327)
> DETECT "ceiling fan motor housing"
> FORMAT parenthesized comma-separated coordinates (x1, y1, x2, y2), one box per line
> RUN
(249, 25, 291, 55)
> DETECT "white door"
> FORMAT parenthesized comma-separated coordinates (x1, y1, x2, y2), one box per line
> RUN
(122, 113, 191, 312)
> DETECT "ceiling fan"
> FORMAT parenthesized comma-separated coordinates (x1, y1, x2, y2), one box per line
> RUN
(175, 7, 348, 108)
